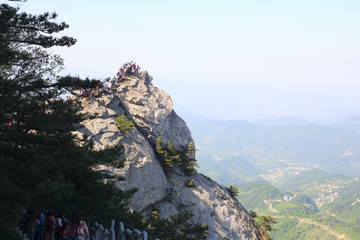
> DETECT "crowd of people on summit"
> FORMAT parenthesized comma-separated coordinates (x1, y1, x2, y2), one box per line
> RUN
(117, 61, 141, 78)
(17, 210, 88, 240)
(74, 61, 141, 99)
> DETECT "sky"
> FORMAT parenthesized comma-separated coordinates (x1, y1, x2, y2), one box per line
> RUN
(6, 0, 360, 123)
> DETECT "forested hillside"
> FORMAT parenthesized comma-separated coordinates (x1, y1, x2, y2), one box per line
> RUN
(236, 178, 360, 240)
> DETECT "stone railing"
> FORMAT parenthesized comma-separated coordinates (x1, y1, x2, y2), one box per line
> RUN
(90, 220, 159, 240)
(17, 232, 29, 240)
(18, 220, 159, 240)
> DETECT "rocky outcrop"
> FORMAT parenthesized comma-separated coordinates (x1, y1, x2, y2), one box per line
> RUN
(77, 71, 260, 240)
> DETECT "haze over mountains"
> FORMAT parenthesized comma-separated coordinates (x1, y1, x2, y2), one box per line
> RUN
(189, 117, 360, 182)
(157, 80, 360, 125)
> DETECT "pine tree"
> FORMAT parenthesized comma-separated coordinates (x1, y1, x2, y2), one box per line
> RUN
(184, 141, 199, 175)
(0, 4, 142, 239)
(155, 136, 180, 168)
(250, 212, 277, 240)
(147, 210, 208, 240)
(228, 185, 240, 197)
(255, 215, 277, 240)
(115, 114, 135, 134)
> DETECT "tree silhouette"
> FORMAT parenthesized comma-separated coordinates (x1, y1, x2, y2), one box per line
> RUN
(0, 4, 141, 239)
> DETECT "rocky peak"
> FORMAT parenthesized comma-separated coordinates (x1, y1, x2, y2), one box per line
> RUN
(77, 71, 260, 240)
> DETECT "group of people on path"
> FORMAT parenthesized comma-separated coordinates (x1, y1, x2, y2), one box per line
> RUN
(31, 211, 88, 240)
(8, 61, 142, 127)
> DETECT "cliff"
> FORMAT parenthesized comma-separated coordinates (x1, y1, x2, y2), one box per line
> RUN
(77, 71, 260, 240)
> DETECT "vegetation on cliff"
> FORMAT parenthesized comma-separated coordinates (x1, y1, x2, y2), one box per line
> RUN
(155, 137, 199, 176)
(115, 114, 134, 135)
(249, 211, 277, 240)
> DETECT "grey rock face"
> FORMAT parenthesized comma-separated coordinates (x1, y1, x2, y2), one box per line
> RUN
(77, 72, 260, 240)
(115, 72, 192, 150)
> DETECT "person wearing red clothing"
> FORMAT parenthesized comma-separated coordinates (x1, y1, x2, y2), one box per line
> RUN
(44, 211, 56, 240)
(61, 222, 71, 240)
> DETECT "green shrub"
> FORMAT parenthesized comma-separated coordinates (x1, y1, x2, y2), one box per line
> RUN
(115, 114, 134, 134)
(184, 141, 199, 175)
(228, 185, 240, 197)
(185, 179, 195, 188)
(155, 137, 200, 177)
(156, 136, 180, 168)
(249, 210, 258, 218)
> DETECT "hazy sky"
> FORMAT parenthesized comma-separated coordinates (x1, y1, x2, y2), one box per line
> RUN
(7, 0, 360, 122)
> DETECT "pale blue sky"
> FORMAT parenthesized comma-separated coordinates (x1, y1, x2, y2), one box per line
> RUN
(6, 0, 360, 122)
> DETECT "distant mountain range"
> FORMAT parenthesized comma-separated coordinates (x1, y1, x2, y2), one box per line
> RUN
(248, 116, 317, 126)
(331, 116, 360, 134)
(189, 118, 360, 182)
